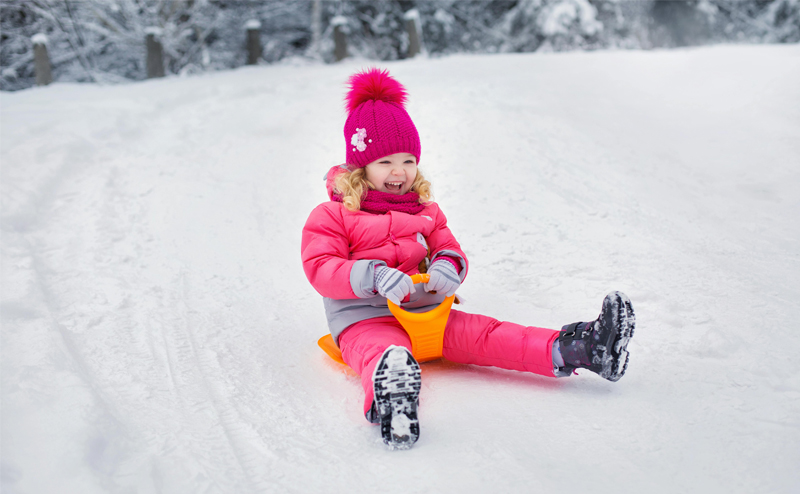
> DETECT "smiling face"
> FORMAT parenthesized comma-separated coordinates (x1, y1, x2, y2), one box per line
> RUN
(364, 153, 418, 195)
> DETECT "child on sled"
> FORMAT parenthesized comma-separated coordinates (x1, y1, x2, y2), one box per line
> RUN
(301, 68, 635, 449)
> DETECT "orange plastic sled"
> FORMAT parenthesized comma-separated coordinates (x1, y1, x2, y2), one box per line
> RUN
(317, 273, 456, 366)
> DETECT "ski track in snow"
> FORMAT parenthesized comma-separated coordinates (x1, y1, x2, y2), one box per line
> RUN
(2, 45, 799, 493)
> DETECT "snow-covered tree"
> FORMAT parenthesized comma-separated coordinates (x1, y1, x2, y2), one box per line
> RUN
(2, 0, 798, 92)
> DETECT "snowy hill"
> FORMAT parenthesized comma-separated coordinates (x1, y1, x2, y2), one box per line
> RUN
(2, 45, 799, 494)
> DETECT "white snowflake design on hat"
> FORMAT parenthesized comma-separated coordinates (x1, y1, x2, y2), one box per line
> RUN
(351, 128, 368, 152)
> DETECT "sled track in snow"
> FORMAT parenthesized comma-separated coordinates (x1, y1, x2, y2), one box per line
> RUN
(147, 270, 275, 492)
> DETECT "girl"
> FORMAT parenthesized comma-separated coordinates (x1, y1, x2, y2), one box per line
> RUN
(301, 68, 635, 449)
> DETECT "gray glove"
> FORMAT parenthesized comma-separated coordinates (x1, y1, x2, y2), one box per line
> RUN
(374, 265, 415, 305)
(424, 260, 461, 297)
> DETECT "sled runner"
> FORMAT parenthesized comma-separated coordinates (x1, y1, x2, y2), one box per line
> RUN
(317, 273, 456, 366)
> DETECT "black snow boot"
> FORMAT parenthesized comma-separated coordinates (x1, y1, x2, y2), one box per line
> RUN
(556, 291, 635, 382)
(372, 345, 422, 450)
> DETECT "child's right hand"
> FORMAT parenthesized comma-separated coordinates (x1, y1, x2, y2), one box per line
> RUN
(373, 266, 415, 305)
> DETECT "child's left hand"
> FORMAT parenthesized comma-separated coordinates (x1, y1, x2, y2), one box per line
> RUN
(424, 259, 461, 297)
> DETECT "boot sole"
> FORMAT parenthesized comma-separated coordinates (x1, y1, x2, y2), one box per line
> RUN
(599, 291, 636, 382)
(373, 346, 422, 450)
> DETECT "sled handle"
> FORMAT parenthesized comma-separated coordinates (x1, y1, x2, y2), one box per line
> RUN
(412, 273, 430, 284)
(386, 273, 452, 323)
(387, 273, 455, 362)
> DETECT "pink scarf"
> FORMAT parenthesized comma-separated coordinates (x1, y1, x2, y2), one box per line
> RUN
(334, 189, 425, 215)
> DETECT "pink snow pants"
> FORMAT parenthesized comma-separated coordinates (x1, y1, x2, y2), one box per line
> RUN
(338, 310, 560, 420)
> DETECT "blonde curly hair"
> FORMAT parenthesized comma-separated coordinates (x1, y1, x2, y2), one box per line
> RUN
(334, 166, 433, 212)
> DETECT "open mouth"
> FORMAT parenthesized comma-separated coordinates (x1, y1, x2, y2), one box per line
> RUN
(385, 181, 404, 193)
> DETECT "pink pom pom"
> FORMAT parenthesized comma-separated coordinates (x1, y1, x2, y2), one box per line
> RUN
(345, 68, 408, 113)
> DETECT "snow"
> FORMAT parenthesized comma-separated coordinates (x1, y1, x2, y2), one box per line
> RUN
(245, 20, 262, 31)
(433, 8, 455, 32)
(30, 33, 48, 46)
(2, 44, 800, 493)
(404, 8, 421, 21)
(540, 0, 602, 36)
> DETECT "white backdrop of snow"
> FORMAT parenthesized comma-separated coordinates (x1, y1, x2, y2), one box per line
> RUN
(1, 45, 799, 494)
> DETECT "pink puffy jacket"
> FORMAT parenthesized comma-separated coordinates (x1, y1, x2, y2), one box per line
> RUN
(301, 165, 469, 343)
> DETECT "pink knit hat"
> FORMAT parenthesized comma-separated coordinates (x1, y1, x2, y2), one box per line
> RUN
(343, 68, 421, 168)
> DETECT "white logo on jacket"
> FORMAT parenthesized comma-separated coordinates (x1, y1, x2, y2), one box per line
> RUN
(416, 232, 428, 250)
(351, 128, 368, 152)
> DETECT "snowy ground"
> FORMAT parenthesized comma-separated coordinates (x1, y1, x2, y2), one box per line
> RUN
(2, 44, 799, 494)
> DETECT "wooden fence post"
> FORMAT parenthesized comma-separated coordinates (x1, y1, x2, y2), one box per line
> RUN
(332, 16, 348, 62)
(309, 0, 322, 57)
(404, 9, 423, 58)
(32, 33, 52, 86)
(245, 20, 262, 65)
(145, 28, 165, 78)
